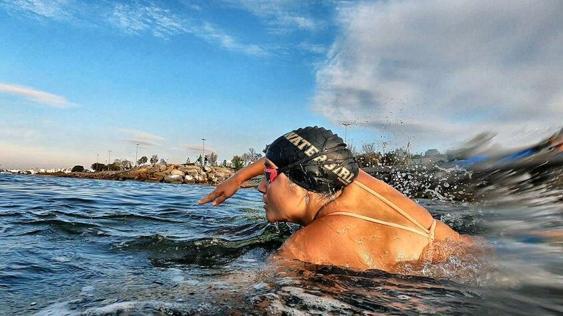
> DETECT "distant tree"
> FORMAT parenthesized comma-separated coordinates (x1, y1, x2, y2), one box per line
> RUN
(107, 163, 121, 171)
(121, 160, 133, 170)
(222, 159, 227, 167)
(207, 152, 218, 166)
(137, 156, 148, 165)
(110, 159, 134, 171)
(241, 153, 249, 165)
(242, 148, 262, 165)
(159, 158, 167, 165)
(91, 163, 106, 172)
(71, 165, 84, 172)
(231, 155, 244, 170)
(362, 143, 376, 155)
(356, 143, 381, 167)
(185, 157, 191, 164)
(196, 154, 203, 165)
(150, 154, 158, 165)
(380, 149, 409, 166)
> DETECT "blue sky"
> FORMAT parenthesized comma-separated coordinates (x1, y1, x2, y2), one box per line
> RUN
(1, 0, 562, 169)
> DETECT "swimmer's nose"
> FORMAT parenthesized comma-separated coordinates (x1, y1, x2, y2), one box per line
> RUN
(257, 177, 267, 194)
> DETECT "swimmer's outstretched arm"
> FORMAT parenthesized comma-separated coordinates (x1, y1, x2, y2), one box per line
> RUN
(198, 157, 266, 206)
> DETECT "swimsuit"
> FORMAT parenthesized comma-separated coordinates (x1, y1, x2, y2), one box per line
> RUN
(324, 180, 437, 242)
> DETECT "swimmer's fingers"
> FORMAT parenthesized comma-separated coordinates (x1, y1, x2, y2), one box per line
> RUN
(212, 195, 227, 206)
(198, 177, 241, 206)
(198, 191, 219, 205)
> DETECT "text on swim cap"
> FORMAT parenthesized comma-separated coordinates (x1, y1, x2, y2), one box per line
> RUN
(284, 132, 355, 184)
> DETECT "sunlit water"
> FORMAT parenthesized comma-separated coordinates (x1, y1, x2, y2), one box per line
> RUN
(0, 174, 561, 315)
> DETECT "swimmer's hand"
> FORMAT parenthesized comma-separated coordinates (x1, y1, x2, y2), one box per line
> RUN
(199, 157, 265, 206)
(198, 175, 242, 206)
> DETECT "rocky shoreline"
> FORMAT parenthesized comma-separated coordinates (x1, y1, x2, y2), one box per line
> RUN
(36, 164, 261, 186)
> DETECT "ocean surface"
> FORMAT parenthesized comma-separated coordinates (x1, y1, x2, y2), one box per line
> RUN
(0, 173, 561, 315)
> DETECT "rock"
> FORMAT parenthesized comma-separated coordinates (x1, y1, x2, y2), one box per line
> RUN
(164, 174, 183, 184)
(159, 164, 167, 172)
(203, 166, 211, 172)
(207, 174, 217, 184)
(178, 165, 201, 173)
(170, 169, 185, 177)
(185, 169, 199, 177)
(185, 175, 195, 183)
(148, 171, 168, 182)
(195, 174, 206, 183)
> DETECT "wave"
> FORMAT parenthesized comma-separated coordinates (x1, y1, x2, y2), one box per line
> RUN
(251, 263, 483, 315)
(93, 213, 184, 223)
(36, 299, 237, 315)
(15, 218, 106, 235)
(114, 224, 292, 266)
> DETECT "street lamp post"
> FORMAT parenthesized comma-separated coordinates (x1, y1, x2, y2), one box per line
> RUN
(341, 122, 352, 144)
(107, 150, 112, 171)
(201, 138, 206, 166)
(135, 144, 139, 166)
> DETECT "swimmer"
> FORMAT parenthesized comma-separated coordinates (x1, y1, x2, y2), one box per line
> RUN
(199, 126, 472, 272)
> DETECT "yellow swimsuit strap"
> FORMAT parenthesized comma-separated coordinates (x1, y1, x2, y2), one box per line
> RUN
(325, 180, 437, 241)
(326, 211, 436, 240)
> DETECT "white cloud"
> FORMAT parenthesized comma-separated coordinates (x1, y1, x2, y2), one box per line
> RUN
(107, 1, 266, 55)
(1, 0, 70, 19)
(297, 42, 326, 55)
(118, 128, 165, 146)
(195, 22, 267, 56)
(2, 0, 267, 56)
(313, 0, 563, 148)
(0, 83, 74, 108)
(231, 0, 320, 33)
(109, 2, 186, 38)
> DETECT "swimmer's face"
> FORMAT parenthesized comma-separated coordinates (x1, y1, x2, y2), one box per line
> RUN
(258, 159, 308, 224)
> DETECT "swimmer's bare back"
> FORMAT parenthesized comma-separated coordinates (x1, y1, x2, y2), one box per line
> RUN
(278, 170, 470, 271)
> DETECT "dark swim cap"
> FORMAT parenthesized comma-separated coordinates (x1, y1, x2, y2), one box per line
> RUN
(265, 126, 359, 194)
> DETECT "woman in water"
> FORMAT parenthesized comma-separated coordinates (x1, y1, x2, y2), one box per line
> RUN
(199, 126, 471, 272)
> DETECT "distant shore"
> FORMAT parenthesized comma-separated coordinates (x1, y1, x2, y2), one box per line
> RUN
(34, 164, 259, 188)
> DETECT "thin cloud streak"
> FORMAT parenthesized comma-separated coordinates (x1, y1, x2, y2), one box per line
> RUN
(184, 144, 216, 154)
(108, 2, 267, 56)
(232, 0, 320, 33)
(119, 128, 165, 146)
(3, 0, 267, 56)
(0, 83, 73, 108)
(109, 2, 186, 38)
(1, 0, 70, 20)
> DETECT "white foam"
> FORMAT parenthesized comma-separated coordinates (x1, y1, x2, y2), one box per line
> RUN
(34, 300, 80, 316)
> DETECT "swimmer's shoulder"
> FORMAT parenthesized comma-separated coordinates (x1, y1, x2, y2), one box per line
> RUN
(278, 216, 367, 267)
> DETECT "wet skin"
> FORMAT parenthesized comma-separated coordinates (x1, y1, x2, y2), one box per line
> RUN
(200, 157, 469, 272)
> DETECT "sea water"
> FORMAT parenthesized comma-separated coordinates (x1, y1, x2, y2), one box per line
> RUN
(0, 173, 561, 315)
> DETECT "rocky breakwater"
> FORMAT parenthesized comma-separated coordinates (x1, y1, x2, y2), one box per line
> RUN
(124, 164, 234, 185)
(41, 164, 237, 186)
